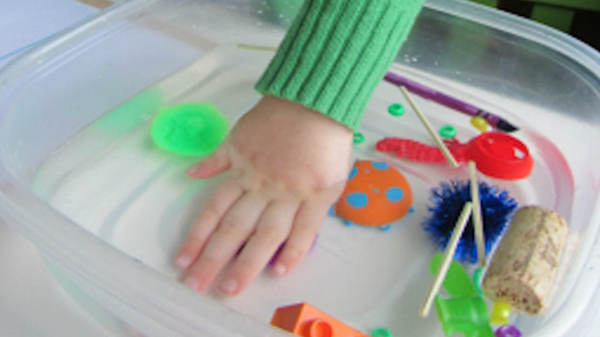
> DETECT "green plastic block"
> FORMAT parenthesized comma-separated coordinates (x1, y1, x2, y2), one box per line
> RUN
(430, 253, 478, 298)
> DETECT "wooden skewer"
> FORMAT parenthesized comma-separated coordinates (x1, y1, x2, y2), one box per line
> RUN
(420, 202, 473, 317)
(398, 86, 459, 168)
(469, 161, 486, 268)
(237, 43, 277, 52)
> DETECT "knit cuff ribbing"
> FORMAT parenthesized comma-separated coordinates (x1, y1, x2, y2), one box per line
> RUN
(255, 0, 424, 131)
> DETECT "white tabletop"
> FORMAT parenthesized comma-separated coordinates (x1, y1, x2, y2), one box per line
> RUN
(1, 2, 114, 336)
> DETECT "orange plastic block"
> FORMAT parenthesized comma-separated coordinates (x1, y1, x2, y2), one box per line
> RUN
(271, 303, 369, 337)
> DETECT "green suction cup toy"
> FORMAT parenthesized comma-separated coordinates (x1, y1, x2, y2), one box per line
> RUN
(151, 102, 228, 157)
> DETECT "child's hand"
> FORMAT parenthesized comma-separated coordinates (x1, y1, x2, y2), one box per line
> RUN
(175, 96, 353, 296)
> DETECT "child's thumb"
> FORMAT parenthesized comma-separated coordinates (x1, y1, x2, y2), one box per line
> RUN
(187, 144, 231, 179)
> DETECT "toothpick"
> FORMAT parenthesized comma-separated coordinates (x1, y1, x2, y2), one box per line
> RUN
(420, 202, 473, 317)
(237, 43, 277, 52)
(398, 86, 459, 168)
(469, 161, 486, 268)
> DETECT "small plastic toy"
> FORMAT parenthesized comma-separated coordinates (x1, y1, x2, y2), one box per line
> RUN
(388, 103, 405, 116)
(271, 303, 369, 337)
(376, 131, 533, 180)
(430, 253, 478, 298)
(472, 268, 484, 296)
(429, 254, 495, 337)
(495, 325, 522, 337)
(489, 301, 511, 325)
(333, 160, 413, 227)
(422, 180, 518, 263)
(435, 296, 495, 337)
(471, 116, 489, 133)
(354, 133, 365, 144)
(371, 328, 393, 337)
(439, 125, 457, 139)
(151, 102, 228, 156)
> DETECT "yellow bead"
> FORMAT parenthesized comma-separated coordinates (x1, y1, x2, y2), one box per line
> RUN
(471, 116, 489, 133)
(490, 301, 511, 325)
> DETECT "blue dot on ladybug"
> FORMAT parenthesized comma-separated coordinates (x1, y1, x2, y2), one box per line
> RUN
(372, 162, 389, 170)
(345, 193, 369, 209)
(348, 167, 358, 180)
(386, 187, 404, 202)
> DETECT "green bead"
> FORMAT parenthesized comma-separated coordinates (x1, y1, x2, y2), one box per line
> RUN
(472, 267, 484, 296)
(151, 102, 228, 157)
(354, 133, 365, 144)
(371, 328, 393, 337)
(439, 125, 457, 139)
(388, 103, 405, 117)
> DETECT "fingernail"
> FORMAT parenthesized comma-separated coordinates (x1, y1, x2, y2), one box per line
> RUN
(175, 255, 192, 269)
(184, 276, 201, 291)
(273, 263, 287, 276)
(219, 278, 238, 295)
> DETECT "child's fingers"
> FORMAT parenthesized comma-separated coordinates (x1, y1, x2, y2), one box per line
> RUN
(219, 200, 299, 295)
(175, 180, 243, 270)
(271, 199, 328, 276)
(183, 192, 269, 293)
(187, 145, 231, 179)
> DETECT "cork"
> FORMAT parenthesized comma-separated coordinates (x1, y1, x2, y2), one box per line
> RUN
(482, 206, 569, 315)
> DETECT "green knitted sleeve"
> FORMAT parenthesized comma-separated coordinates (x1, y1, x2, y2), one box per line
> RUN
(255, 0, 424, 131)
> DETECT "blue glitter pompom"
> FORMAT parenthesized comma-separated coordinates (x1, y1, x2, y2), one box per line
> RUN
(422, 180, 518, 263)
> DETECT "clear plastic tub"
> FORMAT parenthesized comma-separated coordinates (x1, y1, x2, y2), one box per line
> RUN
(1, 0, 600, 336)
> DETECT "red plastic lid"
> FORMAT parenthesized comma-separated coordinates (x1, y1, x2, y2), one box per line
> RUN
(467, 132, 533, 180)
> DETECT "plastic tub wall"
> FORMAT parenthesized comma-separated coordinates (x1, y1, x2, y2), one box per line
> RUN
(1, 0, 600, 336)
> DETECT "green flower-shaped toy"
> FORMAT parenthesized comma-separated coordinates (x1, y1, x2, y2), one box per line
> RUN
(151, 102, 228, 156)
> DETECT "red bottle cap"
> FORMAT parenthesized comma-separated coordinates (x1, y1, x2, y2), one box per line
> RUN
(467, 132, 533, 180)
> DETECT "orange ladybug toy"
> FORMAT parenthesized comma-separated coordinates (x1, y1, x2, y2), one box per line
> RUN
(334, 160, 413, 227)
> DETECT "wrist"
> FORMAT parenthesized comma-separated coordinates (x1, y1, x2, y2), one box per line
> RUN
(252, 95, 354, 137)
